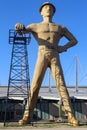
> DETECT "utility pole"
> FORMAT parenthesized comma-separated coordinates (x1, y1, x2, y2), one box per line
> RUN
(76, 55, 78, 93)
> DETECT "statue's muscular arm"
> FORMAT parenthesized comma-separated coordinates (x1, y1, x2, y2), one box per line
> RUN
(57, 26, 78, 53)
(15, 23, 37, 35)
(61, 26, 78, 50)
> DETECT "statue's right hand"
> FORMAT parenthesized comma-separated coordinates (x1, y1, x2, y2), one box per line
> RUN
(15, 23, 25, 31)
(15, 23, 25, 35)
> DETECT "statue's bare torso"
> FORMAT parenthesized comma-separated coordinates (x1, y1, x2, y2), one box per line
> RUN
(27, 22, 62, 47)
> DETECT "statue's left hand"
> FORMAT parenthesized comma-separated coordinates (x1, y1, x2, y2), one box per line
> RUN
(57, 46, 67, 53)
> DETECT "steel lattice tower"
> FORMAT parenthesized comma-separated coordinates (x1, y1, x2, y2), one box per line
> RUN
(4, 30, 31, 125)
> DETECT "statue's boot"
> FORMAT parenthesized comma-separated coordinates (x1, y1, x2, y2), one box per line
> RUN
(18, 108, 33, 125)
(18, 115, 31, 125)
(68, 113, 79, 126)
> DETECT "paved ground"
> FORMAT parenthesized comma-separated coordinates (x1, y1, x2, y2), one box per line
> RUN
(0, 128, 87, 130)
(0, 126, 87, 130)
(0, 120, 87, 130)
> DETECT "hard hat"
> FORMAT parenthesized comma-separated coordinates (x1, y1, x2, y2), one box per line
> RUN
(39, 2, 56, 13)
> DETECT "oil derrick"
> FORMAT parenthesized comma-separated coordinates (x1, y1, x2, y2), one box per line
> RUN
(4, 30, 31, 125)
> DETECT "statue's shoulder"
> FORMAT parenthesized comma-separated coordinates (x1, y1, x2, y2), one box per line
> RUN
(52, 23, 66, 31)
(54, 23, 64, 28)
(52, 23, 64, 28)
(59, 24, 67, 30)
(28, 22, 42, 29)
(28, 23, 37, 27)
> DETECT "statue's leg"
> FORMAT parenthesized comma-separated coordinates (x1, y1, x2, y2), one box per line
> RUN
(50, 56, 79, 126)
(19, 49, 48, 125)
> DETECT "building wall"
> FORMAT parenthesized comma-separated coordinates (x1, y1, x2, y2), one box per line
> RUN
(0, 99, 23, 121)
(71, 99, 87, 120)
(34, 99, 49, 120)
(49, 103, 59, 120)
(82, 102, 87, 119)
(0, 98, 87, 122)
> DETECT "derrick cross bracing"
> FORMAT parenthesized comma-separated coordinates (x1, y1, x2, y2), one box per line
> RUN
(4, 29, 31, 125)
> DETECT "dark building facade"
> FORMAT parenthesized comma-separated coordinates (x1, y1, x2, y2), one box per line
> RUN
(0, 86, 87, 122)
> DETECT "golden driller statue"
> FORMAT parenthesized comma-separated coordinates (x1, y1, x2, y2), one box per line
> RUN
(15, 2, 79, 126)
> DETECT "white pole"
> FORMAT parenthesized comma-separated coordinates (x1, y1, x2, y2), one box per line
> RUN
(76, 55, 78, 92)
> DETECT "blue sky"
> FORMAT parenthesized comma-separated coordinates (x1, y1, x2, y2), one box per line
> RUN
(0, 0, 87, 86)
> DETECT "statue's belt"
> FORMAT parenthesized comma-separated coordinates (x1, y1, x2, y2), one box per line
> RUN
(39, 45, 57, 50)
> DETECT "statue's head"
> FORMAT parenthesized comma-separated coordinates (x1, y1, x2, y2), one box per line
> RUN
(39, 2, 56, 17)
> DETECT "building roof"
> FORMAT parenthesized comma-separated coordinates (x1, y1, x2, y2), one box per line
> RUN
(39, 86, 87, 100)
(0, 86, 87, 101)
